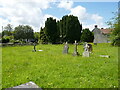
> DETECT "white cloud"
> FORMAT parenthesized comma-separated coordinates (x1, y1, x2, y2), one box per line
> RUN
(69, 6, 89, 21)
(68, 5, 106, 30)
(0, 0, 56, 32)
(91, 14, 104, 26)
(58, 0, 73, 10)
(0, 0, 108, 32)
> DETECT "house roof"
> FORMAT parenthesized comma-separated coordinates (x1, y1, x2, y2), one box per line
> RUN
(100, 28, 113, 34)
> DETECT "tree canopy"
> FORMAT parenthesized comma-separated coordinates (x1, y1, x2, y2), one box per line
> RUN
(59, 15, 82, 43)
(107, 10, 120, 46)
(45, 17, 59, 44)
(81, 28, 94, 42)
(14, 25, 34, 40)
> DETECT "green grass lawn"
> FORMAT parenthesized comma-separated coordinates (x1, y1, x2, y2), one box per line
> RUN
(2, 43, 118, 88)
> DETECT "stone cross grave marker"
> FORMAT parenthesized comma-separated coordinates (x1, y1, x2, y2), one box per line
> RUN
(63, 42, 69, 54)
(72, 40, 79, 56)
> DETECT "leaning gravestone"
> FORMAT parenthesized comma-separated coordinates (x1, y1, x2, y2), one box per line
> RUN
(82, 42, 90, 57)
(72, 40, 79, 56)
(63, 42, 69, 54)
(5, 81, 41, 90)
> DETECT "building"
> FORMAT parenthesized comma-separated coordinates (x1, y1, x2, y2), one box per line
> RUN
(92, 25, 112, 43)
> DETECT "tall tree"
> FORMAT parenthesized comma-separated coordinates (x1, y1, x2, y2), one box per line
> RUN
(40, 27, 48, 44)
(81, 28, 94, 42)
(59, 15, 82, 43)
(45, 17, 59, 44)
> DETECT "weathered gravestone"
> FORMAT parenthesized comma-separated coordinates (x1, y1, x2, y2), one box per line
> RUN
(82, 42, 91, 57)
(82, 51, 90, 57)
(72, 40, 79, 56)
(63, 42, 69, 54)
(5, 81, 41, 90)
(32, 42, 36, 52)
(83, 42, 92, 53)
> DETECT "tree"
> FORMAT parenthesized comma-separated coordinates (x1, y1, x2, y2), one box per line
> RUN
(81, 28, 94, 42)
(40, 27, 48, 44)
(107, 10, 120, 46)
(24, 25, 34, 40)
(14, 25, 34, 41)
(14, 25, 24, 40)
(45, 17, 59, 44)
(2, 24, 13, 36)
(4, 24, 13, 31)
(59, 15, 82, 43)
(2, 30, 12, 37)
(34, 32, 40, 42)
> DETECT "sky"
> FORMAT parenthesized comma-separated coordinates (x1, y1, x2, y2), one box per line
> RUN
(0, 0, 119, 32)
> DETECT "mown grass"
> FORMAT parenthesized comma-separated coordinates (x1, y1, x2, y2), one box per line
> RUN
(2, 43, 118, 88)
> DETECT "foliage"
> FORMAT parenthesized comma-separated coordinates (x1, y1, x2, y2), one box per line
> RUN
(14, 25, 34, 40)
(40, 27, 48, 44)
(34, 32, 40, 43)
(2, 24, 13, 37)
(2, 38, 9, 43)
(2, 43, 118, 88)
(59, 15, 82, 43)
(45, 17, 59, 44)
(107, 11, 120, 46)
(81, 28, 94, 42)
(4, 24, 13, 32)
(111, 23, 120, 46)
(2, 30, 12, 37)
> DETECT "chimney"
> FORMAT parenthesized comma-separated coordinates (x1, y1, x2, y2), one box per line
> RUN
(95, 25, 97, 28)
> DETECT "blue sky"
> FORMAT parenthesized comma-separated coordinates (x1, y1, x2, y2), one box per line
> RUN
(0, 0, 118, 32)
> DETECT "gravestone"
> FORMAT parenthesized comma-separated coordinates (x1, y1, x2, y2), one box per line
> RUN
(5, 81, 41, 90)
(82, 51, 90, 57)
(32, 42, 36, 52)
(63, 42, 69, 54)
(82, 42, 90, 57)
(72, 40, 79, 56)
(83, 42, 92, 53)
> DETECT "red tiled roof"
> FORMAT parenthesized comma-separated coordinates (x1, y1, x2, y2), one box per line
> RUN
(100, 28, 113, 34)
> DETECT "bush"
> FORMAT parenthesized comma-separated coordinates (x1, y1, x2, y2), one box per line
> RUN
(2, 38, 9, 43)
(111, 36, 120, 46)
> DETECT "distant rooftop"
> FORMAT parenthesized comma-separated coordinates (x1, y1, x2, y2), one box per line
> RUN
(100, 28, 113, 34)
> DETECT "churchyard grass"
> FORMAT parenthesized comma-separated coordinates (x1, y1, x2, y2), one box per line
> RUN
(2, 43, 118, 88)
